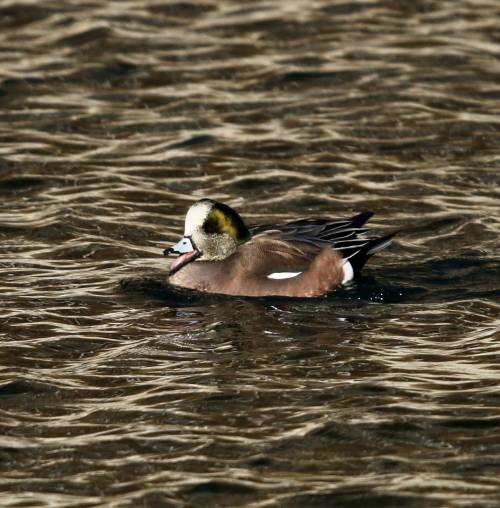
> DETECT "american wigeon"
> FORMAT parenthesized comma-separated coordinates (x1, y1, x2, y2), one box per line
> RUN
(164, 199, 398, 297)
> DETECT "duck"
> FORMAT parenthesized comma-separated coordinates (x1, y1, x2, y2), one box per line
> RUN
(164, 198, 398, 298)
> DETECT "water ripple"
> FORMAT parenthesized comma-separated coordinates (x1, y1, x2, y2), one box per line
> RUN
(1, 1, 500, 507)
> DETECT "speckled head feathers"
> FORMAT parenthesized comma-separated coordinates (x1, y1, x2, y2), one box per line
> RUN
(185, 199, 251, 247)
(180, 199, 251, 261)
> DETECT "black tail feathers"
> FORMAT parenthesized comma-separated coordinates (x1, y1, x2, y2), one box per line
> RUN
(348, 211, 374, 229)
(348, 230, 400, 275)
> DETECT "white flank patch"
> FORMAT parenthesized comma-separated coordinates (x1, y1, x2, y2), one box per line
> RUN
(267, 271, 302, 280)
(342, 260, 354, 284)
(184, 201, 212, 235)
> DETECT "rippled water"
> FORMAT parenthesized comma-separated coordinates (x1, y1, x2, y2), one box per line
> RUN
(2, 1, 500, 506)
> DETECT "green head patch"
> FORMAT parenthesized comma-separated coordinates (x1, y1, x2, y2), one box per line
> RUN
(201, 200, 251, 245)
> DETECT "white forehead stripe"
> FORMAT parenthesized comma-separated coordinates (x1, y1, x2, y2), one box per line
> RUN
(184, 201, 212, 236)
(267, 272, 302, 280)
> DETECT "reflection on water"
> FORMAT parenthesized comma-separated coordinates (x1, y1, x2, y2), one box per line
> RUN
(1, 0, 500, 506)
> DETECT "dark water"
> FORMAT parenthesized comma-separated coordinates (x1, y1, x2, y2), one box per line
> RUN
(1, 1, 500, 506)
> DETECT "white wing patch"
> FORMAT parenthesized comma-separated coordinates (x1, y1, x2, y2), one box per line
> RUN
(267, 271, 302, 280)
(268, 262, 353, 283)
(342, 260, 354, 284)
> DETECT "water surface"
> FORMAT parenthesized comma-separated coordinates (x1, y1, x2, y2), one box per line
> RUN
(1, 1, 500, 507)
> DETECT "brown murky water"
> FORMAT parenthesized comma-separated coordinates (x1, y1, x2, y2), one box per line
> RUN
(1, 1, 500, 507)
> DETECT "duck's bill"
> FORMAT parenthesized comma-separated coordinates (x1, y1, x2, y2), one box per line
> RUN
(164, 237, 200, 275)
(164, 237, 195, 255)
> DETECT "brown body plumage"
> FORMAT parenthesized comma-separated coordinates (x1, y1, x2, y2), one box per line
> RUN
(165, 199, 397, 298)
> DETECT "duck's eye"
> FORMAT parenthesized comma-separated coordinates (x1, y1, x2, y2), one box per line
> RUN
(203, 220, 217, 234)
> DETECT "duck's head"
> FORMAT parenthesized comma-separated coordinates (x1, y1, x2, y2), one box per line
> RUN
(164, 199, 251, 275)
